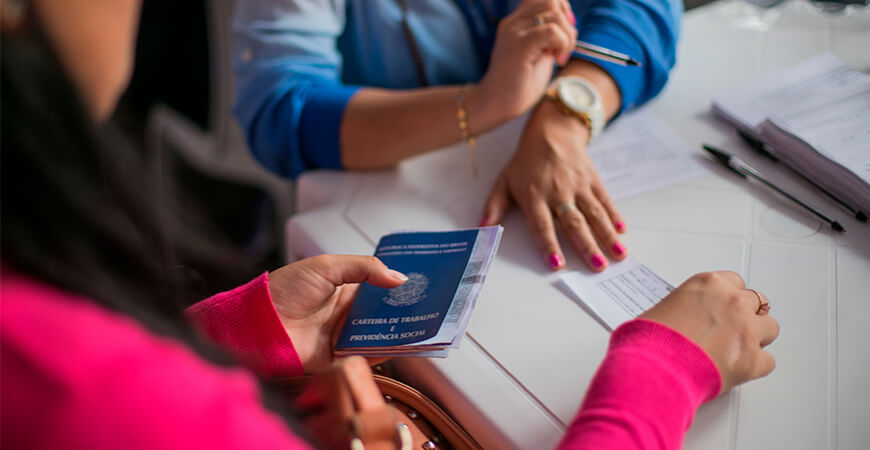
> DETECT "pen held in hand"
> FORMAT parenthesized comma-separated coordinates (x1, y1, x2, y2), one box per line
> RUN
(574, 40, 641, 67)
(702, 144, 845, 233)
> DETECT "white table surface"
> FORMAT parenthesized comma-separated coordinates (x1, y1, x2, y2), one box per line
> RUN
(285, 1, 870, 448)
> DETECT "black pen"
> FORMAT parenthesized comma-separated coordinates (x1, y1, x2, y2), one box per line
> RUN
(738, 130, 868, 222)
(702, 144, 845, 232)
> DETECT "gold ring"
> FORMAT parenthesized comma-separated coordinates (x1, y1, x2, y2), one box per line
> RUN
(534, 15, 545, 26)
(748, 289, 770, 314)
(554, 202, 576, 218)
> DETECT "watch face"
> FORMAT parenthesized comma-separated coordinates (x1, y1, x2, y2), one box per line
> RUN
(558, 80, 596, 112)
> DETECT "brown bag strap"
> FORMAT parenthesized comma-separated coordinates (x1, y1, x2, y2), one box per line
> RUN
(373, 375, 481, 450)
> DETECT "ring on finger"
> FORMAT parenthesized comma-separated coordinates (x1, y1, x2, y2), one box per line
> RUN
(533, 14, 545, 26)
(748, 289, 770, 314)
(554, 202, 577, 218)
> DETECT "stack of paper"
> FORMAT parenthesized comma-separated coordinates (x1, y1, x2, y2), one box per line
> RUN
(335, 226, 503, 358)
(712, 53, 870, 212)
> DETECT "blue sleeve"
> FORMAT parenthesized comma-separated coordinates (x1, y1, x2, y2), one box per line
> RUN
(232, 0, 356, 179)
(572, 0, 682, 113)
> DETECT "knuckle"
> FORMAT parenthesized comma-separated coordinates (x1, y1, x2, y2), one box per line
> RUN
(767, 355, 777, 372)
(584, 204, 607, 222)
(310, 254, 331, 266)
(530, 217, 551, 235)
(563, 214, 586, 231)
(737, 321, 754, 340)
(691, 272, 716, 285)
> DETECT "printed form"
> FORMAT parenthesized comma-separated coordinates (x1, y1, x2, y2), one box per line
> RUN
(714, 52, 870, 184)
(561, 256, 674, 330)
(587, 111, 710, 200)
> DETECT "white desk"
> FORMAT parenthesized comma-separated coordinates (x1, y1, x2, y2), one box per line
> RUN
(286, 1, 870, 448)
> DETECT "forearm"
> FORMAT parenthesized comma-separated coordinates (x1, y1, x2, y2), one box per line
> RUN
(558, 319, 721, 450)
(185, 273, 304, 377)
(340, 85, 510, 170)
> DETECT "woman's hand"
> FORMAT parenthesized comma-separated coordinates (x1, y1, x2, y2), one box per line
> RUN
(481, 99, 627, 272)
(268, 255, 407, 373)
(640, 271, 780, 394)
(475, 0, 577, 121)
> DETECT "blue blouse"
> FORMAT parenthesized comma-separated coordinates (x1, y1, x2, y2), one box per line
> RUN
(233, 0, 682, 178)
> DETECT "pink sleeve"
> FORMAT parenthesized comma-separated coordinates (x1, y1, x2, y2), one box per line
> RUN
(186, 273, 304, 377)
(1, 272, 312, 450)
(558, 319, 722, 450)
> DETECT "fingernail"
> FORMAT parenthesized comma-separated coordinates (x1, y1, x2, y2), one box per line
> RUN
(612, 242, 626, 256)
(615, 221, 626, 232)
(569, 10, 576, 25)
(590, 254, 606, 269)
(479, 216, 489, 227)
(558, 53, 570, 66)
(387, 269, 408, 282)
(548, 253, 563, 269)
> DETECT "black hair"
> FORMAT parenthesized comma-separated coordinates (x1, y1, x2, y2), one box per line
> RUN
(1, 14, 310, 440)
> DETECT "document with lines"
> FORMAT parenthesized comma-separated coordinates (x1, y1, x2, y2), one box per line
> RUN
(587, 111, 709, 201)
(561, 256, 674, 330)
(713, 52, 870, 212)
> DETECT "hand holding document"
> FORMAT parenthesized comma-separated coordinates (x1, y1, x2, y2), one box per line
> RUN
(335, 226, 502, 358)
(561, 256, 674, 330)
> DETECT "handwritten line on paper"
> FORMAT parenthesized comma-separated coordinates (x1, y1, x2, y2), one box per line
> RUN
(561, 256, 674, 331)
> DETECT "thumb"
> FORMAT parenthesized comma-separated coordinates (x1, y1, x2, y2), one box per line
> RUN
(306, 254, 408, 289)
(480, 174, 513, 226)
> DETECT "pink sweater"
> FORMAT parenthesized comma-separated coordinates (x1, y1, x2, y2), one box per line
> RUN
(1, 271, 720, 449)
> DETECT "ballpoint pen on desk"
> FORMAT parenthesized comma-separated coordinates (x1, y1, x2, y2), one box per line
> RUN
(702, 144, 846, 232)
(575, 40, 641, 67)
(737, 129, 869, 222)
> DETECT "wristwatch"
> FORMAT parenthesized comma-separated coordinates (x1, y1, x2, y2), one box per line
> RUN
(544, 76, 605, 140)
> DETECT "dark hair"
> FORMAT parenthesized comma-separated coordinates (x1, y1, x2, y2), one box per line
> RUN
(1, 16, 308, 437)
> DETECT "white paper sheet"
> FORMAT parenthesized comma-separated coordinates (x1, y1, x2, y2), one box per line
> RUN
(561, 256, 674, 330)
(587, 111, 710, 200)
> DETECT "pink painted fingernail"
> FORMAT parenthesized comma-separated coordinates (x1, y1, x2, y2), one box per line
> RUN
(558, 53, 570, 66)
(615, 221, 626, 232)
(612, 242, 626, 256)
(548, 253, 564, 269)
(479, 216, 489, 227)
(590, 254, 606, 269)
(569, 10, 576, 25)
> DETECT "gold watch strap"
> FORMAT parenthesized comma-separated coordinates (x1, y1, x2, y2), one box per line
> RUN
(544, 91, 592, 131)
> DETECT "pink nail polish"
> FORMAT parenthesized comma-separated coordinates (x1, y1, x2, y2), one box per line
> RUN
(590, 254, 606, 269)
(612, 242, 626, 256)
(615, 221, 626, 232)
(569, 10, 576, 25)
(479, 216, 489, 227)
(548, 253, 563, 269)
(558, 53, 570, 66)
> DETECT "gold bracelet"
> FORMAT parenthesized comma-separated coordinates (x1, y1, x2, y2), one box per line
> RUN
(456, 84, 479, 179)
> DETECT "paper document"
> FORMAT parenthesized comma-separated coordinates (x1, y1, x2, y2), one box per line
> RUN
(587, 111, 709, 200)
(713, 52, 870, 211)
(562, 256, 674, 330)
